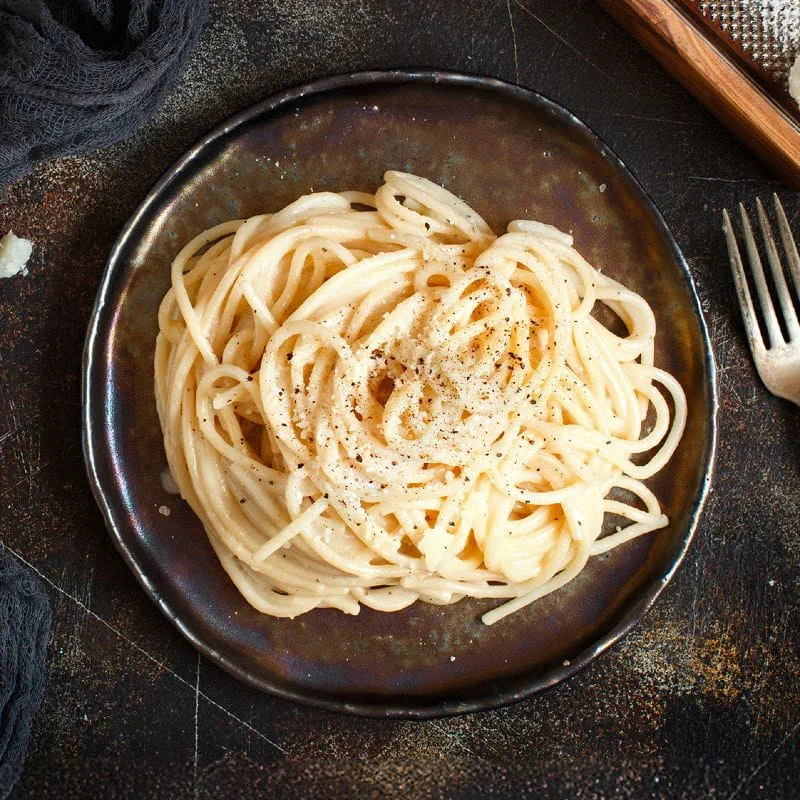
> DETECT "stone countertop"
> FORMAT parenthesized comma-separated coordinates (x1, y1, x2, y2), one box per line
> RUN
(0, 1, 798, 798)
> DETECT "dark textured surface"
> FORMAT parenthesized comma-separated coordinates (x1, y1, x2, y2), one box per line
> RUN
(0, 0, 797, 796)
(83, 72, 715, 716)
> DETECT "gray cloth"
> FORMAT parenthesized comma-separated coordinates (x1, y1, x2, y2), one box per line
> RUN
(0, 0, 209, 185)
(0, 547, 51, 799)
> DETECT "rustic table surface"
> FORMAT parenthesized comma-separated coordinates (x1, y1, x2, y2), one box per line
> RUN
(1, 1, 798, 798)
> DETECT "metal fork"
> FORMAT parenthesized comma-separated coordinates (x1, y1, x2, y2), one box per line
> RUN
(722, 196, 800, 406)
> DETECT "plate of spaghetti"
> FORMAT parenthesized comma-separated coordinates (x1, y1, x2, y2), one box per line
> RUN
(83, 71, 716, 717)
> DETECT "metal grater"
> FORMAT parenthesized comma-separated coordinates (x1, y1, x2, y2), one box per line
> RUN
(684, 1, 800, 94)
(601, 0, 800, 182)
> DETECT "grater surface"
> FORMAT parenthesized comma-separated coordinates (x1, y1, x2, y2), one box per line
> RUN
(679, 1, 800, 119)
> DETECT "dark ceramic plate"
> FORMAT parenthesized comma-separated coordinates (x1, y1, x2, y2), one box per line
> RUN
(83, 70, 717, 718)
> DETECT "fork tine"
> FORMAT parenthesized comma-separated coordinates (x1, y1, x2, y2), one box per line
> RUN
(738, 203, 783, 348)
(756, 198, 799, 341)
(723, 209, 766, 357)
(773, 193, 800, 305)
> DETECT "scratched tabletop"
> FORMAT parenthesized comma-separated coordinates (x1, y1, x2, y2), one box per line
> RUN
(1, 1, 798, 798)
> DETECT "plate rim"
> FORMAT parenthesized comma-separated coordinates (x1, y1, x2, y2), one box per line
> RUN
(82, 68, 718, 719)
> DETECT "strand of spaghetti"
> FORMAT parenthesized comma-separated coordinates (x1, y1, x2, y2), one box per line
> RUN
(251, 498, 329, 562)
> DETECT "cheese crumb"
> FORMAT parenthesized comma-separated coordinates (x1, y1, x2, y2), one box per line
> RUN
(158, 505, 171, 517)
(0, 232, 33, 279)
(790, 55, 800, 108)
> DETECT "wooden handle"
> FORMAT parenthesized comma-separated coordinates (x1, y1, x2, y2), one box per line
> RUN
(597, 0, 800, 188)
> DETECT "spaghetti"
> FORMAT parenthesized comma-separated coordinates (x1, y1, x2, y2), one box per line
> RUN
(154, 171, 686, 624)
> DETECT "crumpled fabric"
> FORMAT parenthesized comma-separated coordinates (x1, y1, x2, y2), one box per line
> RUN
(0, 547, 51, 799)
(0, 0, 209, 185)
